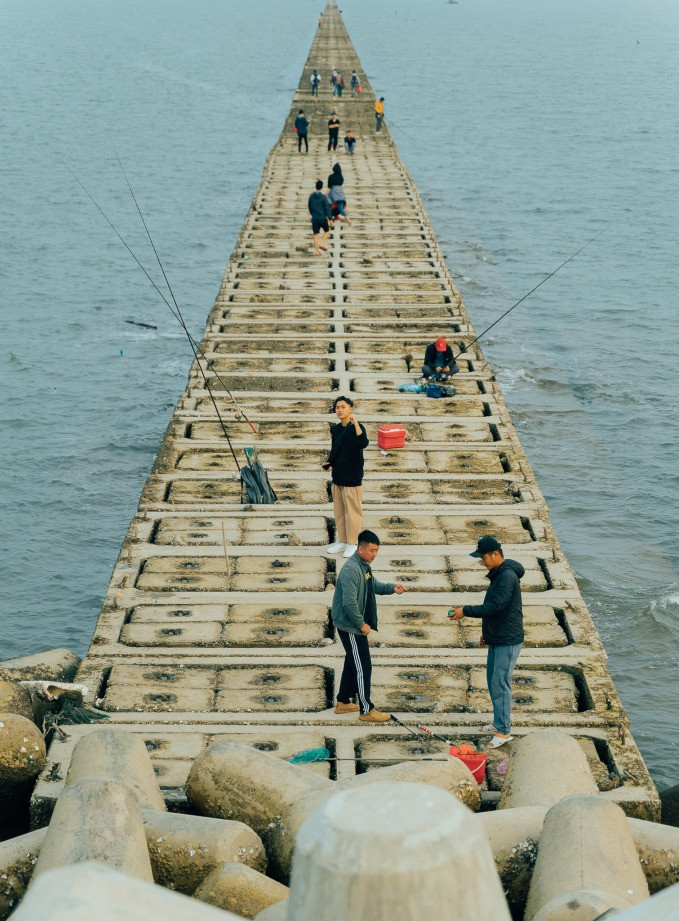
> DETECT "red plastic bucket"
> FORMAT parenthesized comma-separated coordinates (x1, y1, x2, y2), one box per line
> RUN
(449, 745, 488, 784)
(377, 424, 406, 449)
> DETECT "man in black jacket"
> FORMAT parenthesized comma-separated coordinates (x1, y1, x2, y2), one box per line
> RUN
(449, 535, 524, 749)
(308, 179, 332, 257)
(422, 337, 459, 381)
(323, 396, 369, 559)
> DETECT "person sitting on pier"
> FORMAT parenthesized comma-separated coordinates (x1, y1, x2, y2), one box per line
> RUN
(449, 536, 525, 749)
(328, 163, 351, 223)
(344, 130, 356, 154)
(294, 109, 310, 154)
(308, 179, 333, 257)
(422, 337, 459, 381)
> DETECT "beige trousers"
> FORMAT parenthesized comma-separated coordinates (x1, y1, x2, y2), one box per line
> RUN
(331, 484, 363, 544)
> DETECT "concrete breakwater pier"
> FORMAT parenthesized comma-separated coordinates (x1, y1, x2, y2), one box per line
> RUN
(2, 3, 678, 918)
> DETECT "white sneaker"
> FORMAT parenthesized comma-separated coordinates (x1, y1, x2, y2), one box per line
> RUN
(343, 544, 358, 557)
(326, 542, 346, 554)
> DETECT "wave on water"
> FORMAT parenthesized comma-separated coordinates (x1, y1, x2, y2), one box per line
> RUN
(646, 587, 679, 638)
(494, 367, 538, 392)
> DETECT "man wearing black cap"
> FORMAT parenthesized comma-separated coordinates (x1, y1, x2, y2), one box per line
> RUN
(449, 536, 525, 749)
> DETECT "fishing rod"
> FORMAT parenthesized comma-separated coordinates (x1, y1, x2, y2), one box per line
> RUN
(61, 161, 251, 473)
(453, 226, 608, 362)
(108, 144, 258, 440)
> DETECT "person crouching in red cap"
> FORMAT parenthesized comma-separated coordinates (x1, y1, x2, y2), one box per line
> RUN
(422, 337, 459, 382)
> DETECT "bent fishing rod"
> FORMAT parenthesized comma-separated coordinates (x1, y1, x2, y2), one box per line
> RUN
(60, 161, 255, 471)
(452, 226, 608, 363)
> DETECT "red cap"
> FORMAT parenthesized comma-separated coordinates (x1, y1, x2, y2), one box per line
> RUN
(435, 337, 447, 350)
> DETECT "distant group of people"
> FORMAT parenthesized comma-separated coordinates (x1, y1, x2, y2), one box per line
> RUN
(309, 69, 361, 97)
(294, 109, 357, 156)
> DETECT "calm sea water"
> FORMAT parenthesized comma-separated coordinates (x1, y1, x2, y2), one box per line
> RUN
(1, 0, 677, 789)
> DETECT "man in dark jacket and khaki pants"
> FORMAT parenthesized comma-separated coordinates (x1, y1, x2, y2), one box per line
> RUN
(450, 535, 524, 749)
(332, 529, 407, 722)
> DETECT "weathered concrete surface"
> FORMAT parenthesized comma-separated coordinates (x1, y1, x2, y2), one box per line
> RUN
(33, 0, 658, 837)
(525, 795, 649, 921)
(194, 863, 288, 919)
(0, 649, 80, 684)
(609, 881, 679, 919)
(0, 682, 34, 721)
(65, 727, 166, 812)
(142, 809, 266, 893)
(31, 778, 153, 883)
(0, 828, 46, 920)
(287, 781, 511, 920)
(13, 861, 244, 921)
(498, 729, 598, 810)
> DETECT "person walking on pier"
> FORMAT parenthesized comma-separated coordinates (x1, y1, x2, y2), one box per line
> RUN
(328, 163, 351, 223)
(331, 69, 339, 95)
(294, 109, 310, 154)
(327, 111, 341, 151)
(422, 337, 459, 381)
(336, 72, 345, 97)
(375, 97, 385, 132)
(449, 536, 525, 749)
(332, 529, 407, 722)
(324, 396, 367, 557)
(350, 70, 360, 97)
(310, 69, 321, 96)
(308, 179, 332, 256)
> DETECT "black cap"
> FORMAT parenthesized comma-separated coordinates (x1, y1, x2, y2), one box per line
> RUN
(470, 535, 502, 558)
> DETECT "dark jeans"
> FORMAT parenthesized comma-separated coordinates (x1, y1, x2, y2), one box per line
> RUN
(297, 133, 308, 153)
(337, 629, 373, 714)
(328, 131, 339, 151)
(311, 83, 319, 96)
(375, 113, 383, 132)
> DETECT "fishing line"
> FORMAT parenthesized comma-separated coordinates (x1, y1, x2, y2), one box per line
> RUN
(108, 144, 258, 443)
(453, 226, 608, 362)
(60, 158, 246, 472)
(110, 143, 257, 434)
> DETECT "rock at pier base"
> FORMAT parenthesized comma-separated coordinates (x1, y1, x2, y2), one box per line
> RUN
(660, 784, 679, 828)
(525, 794, 649, 921)
(287, 781, 511, 921)
(194, 862, 289, 919)
(498, 730, 598, 810)
(0, 828, 46, 920)
(0, 649, 81, 684)
(32, 777, 153, 883)
(65, 727, 166, 812)
(12, 861, 245, 920)
(0, 712, 46, 831)
(142, 810, 266, 893)
(609, 881, 679, 919)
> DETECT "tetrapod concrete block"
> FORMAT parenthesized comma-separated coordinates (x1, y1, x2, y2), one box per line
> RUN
(187, 740, 331, 841)
(525, 794, 649, 921)
(287, 781, 511, 921)
(498, 730, 597, 809)
(478, 805, 547, 916)
(142, 809, 266, 893)
(31, 778, 153, 883)
(194, 862, 289, 918)
(607, 881, 679, 920)
(12, 861, 245, 920)
(65, 727, 166, 811)
(0, 828, 47, 920)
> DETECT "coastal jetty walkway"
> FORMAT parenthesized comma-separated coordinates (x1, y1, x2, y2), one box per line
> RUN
(33, 2, 658, 824)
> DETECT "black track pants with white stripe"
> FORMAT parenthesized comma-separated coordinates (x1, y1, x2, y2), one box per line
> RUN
(337, 628, 373, 714)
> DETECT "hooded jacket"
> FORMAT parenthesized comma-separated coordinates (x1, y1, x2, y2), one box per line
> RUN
(331, 552, 395, 634)
(462, 559, 525, 645)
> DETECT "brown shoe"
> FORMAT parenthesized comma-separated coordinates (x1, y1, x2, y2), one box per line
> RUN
(359, 708, 391, 723)
(335, 702, 360, 714)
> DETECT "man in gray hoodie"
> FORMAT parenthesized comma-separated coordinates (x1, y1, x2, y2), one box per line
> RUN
(332, 529, 407, 722)
(449, 535, 524, 749)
